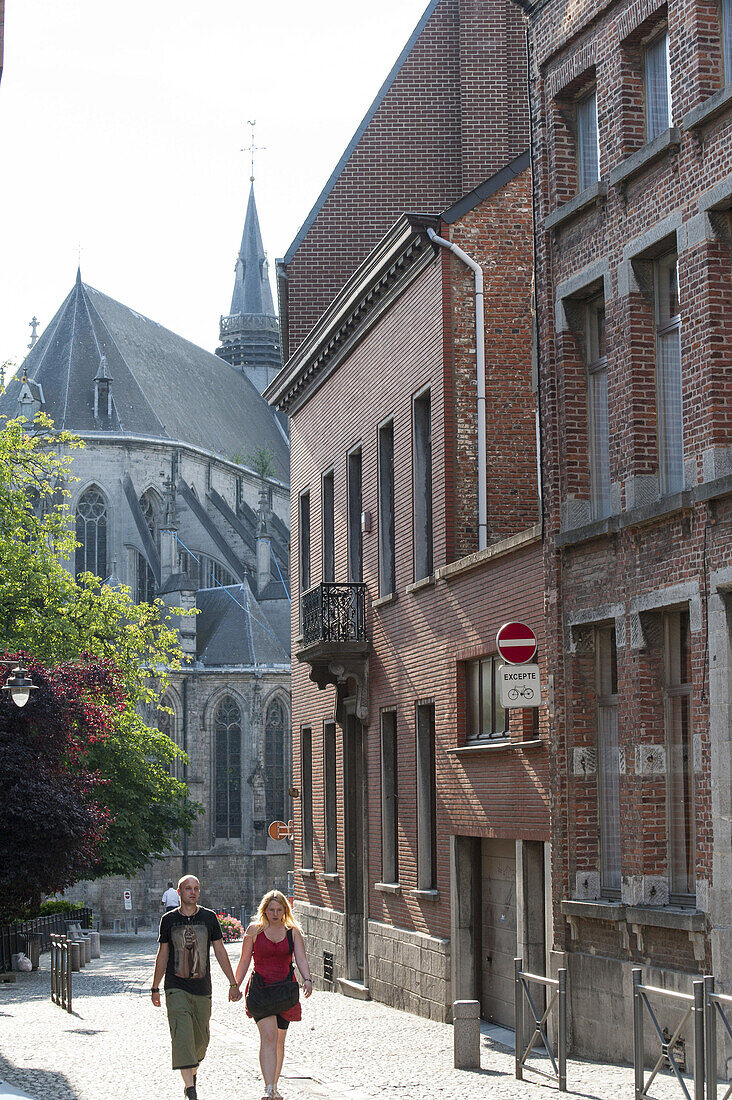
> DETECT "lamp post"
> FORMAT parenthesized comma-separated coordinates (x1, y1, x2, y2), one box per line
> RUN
(2, 666, 37, 708)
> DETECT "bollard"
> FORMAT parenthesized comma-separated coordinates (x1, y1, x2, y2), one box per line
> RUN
(453, 1000, 481, 1069)
(89, 931, 101, 959)
(69, 941, 82, 972)
(83, 937, 91, 964)
(113, 918, 121, 934)
(134, 917, 139, 935)
(75, 940, 86, 968)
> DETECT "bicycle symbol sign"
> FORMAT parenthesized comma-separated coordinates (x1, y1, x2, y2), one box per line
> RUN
(499, 663, 541, 708)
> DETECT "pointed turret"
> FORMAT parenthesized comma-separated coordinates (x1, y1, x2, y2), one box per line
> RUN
(216, 184, 282, 394)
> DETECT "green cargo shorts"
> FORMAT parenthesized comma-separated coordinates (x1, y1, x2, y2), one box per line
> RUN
(165, 988, 212, 1070)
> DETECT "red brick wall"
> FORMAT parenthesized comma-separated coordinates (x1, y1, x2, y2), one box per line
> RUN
(282, 0, 529, 359)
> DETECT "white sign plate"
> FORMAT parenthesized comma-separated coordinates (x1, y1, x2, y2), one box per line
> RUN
(123, 890, 132, 911)
(499, 663, 541, 708)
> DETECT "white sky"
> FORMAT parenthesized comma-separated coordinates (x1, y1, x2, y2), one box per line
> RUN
(0, 0, 430, 370)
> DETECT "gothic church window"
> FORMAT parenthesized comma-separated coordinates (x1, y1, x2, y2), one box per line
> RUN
(215, 696, 242, 839)
(75, 486, 108, 578)
(265, 698, 286, 823)
(137, 490, 161, 603)
(158, 695, 179, 778)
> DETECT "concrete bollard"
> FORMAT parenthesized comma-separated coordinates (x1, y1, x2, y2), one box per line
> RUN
(89, 931, 101, 959)
(69, 941, 82, 972)
(134, 917, 139, 935)
(453, 1000, 481, 1069)
(75, 941, 86, 968)
(83, 937, 91, 964)
(113, 918, 121, 934)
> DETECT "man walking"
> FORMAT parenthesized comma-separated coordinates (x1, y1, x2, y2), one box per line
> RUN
(161, 881, 179, 912)
(151, 875, 241, 1100)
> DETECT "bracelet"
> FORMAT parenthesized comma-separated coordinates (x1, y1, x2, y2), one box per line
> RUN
(230, 983, 239, 988)
(151, 987, 160, 993)
(303, 978, 312, 984)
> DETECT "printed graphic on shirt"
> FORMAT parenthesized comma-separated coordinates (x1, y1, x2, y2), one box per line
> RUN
(170, 923, 207, 980)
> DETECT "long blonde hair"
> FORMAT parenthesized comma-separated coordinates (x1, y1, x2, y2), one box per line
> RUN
(254, 890, 301, 932)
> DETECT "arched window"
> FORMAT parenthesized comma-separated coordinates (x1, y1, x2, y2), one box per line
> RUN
(137, 490, 161, 603)
(75, 486, 108, 578)
(215, 696, 242, 839)
(158, 696, 178, 778)
(265, 698, 286, 824)
(200, 556, 236, 589)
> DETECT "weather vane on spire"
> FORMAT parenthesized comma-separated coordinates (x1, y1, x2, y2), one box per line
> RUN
(243, 120, 266, 183)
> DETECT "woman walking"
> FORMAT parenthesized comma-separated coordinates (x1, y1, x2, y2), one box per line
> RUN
(235, 890, 313, 1100)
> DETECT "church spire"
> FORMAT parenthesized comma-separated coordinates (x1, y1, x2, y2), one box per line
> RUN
(229, 184, 276, 317)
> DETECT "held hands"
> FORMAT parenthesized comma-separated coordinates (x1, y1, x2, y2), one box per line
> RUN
(302, 978, 313, 999)
(229, 984, 243, 1002)
(151, 990, 161, 1007)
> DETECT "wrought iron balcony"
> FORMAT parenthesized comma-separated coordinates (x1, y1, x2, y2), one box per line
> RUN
(297, 582, 370, 723)
(302, 582, 367, 645)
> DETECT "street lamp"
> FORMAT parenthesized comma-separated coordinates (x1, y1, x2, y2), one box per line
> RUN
(2, 666, 37, 708)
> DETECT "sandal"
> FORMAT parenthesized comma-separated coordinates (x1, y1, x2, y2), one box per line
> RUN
(260, 1088, 275, 1100)
(273, 1089, 284, 1100)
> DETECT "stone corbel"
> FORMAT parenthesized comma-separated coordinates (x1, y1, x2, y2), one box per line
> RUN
(331, 660, 370, 725)
(631, 923, 645, 954)
(688, 931, 706, 962)
(566, 914, 580, 942)
(616, 920, 631, 952)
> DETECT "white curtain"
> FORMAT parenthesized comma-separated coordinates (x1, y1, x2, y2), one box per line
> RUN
(577, 91, 599, 191)
(645, 34, 671, 140)
(589, 365, 611, 519)
(598, 704, 621, 892)
(658, 325, 684, 494)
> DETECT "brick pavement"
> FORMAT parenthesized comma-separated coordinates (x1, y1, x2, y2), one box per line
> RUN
(0, 934, 689, 1100)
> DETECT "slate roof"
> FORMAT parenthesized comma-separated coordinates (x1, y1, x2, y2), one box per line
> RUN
(230, 185, 276, 317)
(0, 272, 289, 481)
(196, 579, 289, 667)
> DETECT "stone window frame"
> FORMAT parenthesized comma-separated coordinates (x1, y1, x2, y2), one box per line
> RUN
(74, 482, 110, 580)
(548, 64, 602, 214)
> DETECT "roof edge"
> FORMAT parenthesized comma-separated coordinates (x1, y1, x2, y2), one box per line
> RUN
(441, 151, 531, 224)
(282, 0, 443, 265)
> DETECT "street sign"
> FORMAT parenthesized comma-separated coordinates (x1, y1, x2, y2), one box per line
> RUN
(123, 890, 132, 911)
(496, 621, 538, 665)
(499, 663, 541, 707)
(268, 820, 294, 841)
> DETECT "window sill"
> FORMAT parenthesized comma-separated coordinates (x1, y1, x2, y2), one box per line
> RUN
(405, 574, 435, 595)
(624, 905, 705, 932)
(322, 873, 340, 883)
(300, 868, 316, 878)
(619, 490, 692, 530)
(608, 127, 681, 187)
(683, 83, 732, 131)
(375, 882, 401, 895)
(562, 898, 625, 923)
(544, 180, 608, 232)
(412, 888, 440, 902)
(373, 592, 398, 609)
(436, 524, 541, 582)
(449, 737, 545, 756)
(556, 514, 618, 548)
(694, 472, 732, 504)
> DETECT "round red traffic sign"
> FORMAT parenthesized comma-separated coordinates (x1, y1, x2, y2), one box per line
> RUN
(496, 621, 537, 665)
(268, 820, 295, 841)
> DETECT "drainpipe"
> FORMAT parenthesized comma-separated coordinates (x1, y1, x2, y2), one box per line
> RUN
(426, 227, 487, 551)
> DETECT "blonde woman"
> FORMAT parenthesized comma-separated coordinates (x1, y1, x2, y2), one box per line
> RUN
(235, 890, 313, 1100)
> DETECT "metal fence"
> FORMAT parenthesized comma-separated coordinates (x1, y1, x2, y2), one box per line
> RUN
(50, 934, 72, 1013)
(302, 582, 367, 645)
(633, 968, 705, 1100)
(704, 976, 732, 1100)
(514, 956, 567, 1091)
(0, 909, 92, 973)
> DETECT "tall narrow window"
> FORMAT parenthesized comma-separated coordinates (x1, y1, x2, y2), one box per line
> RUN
(645, 32, 672, 140)
(586, 295, 610, 520)
(322, 470, 335, 583)
(665, 609, 694, 901)
(75, 487, 108, 578)
(596, 626, 620, 895)
(138, 490, 161, 602)
(380, 711, 399, 884)
(416, 702, 436, 890)
(299, 490, 311, 593)
(655, 252, 683, 496)
(324, 721, 337, 873)
(158, 696, 178, 779)
(466, 656, 507, 741)
(412, 389, 433, 581)
(723, 0, 732, 84)
(378, 419, 395, 597)
(301, 727, 314, 869)
(265, 698, 286, 824)
(347, 448, 363, 583)
(215, 696, 241, 839)
(576, 89, 599, 191)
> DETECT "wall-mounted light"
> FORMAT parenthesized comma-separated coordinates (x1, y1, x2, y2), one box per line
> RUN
(2, 666, 37, 708)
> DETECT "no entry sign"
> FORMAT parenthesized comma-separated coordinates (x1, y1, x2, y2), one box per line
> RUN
(496, 621, 537, 665)
(268, 820, 294, 841)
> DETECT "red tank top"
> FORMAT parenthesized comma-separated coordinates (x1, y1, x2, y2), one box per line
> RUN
(246, 928, 301, 1021)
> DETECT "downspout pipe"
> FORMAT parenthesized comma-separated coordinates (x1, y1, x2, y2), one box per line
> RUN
(426, 227, 487, 551)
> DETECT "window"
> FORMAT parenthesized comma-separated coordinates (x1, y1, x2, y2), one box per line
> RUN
(347, 447, 363, 583)
(200, 556, 236, 589)
(75, 486, 108, 578)
(301, 727, 313, 869)
(576, 89, 599, 190)
(586, 295, 611, 520)
(415, 702, 436, 890)
(665, 609, 694, 901)
(265, 698, 286, 824)
(466, 656, 508, 741)
(299, 491, 311, 593)
(380, 711, 399, 884)
(158, 696, 178, 778)
(596, 626, 620, 895)
(645, 32, 671, 140)
(322, 470, 335, 583)
(412, 389, 433, 581)
(378, 419, 395, 596)
(214, 696, 242, 839)
(655, 252, 684, 495)
(723, 0, 732, 84)
(324, 721, 337, 873)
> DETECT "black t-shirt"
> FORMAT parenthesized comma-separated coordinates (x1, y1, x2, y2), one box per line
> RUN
(158, 906, 222, 996)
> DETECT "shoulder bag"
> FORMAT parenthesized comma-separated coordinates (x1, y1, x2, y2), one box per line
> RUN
(245, 928, 300, 1020)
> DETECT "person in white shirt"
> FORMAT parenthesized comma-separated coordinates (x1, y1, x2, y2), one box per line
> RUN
(161, 882, 179, 912)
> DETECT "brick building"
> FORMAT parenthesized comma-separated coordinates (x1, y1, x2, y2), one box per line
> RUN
(517, 0, 732, 1062)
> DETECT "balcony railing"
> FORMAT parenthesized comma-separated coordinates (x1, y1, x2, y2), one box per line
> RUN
(302, 582, 367, 646)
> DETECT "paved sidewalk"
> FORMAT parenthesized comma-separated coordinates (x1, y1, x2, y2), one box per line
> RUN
(0, 933, 692, 1099)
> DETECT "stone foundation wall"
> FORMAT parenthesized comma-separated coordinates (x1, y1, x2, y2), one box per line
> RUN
(367, 920, 451, 1022)
(294, 901, 345, 990)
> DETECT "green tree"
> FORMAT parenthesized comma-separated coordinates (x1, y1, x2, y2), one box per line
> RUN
(0, 414, 199, 882)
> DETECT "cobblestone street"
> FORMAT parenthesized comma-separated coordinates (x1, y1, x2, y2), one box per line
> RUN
(0, 934, 691, 1100)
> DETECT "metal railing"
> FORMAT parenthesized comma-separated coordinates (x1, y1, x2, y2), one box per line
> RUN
(1, 908, 92, 973)
(302, 582, 367, 646)
(50, 934, 72, 1013)
(514, 957, 567, 1090)
(704, 976, 732, 1100)
(633, 968, 705, 1100)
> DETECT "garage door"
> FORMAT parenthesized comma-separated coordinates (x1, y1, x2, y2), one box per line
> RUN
(480, 838, 517, 1027)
